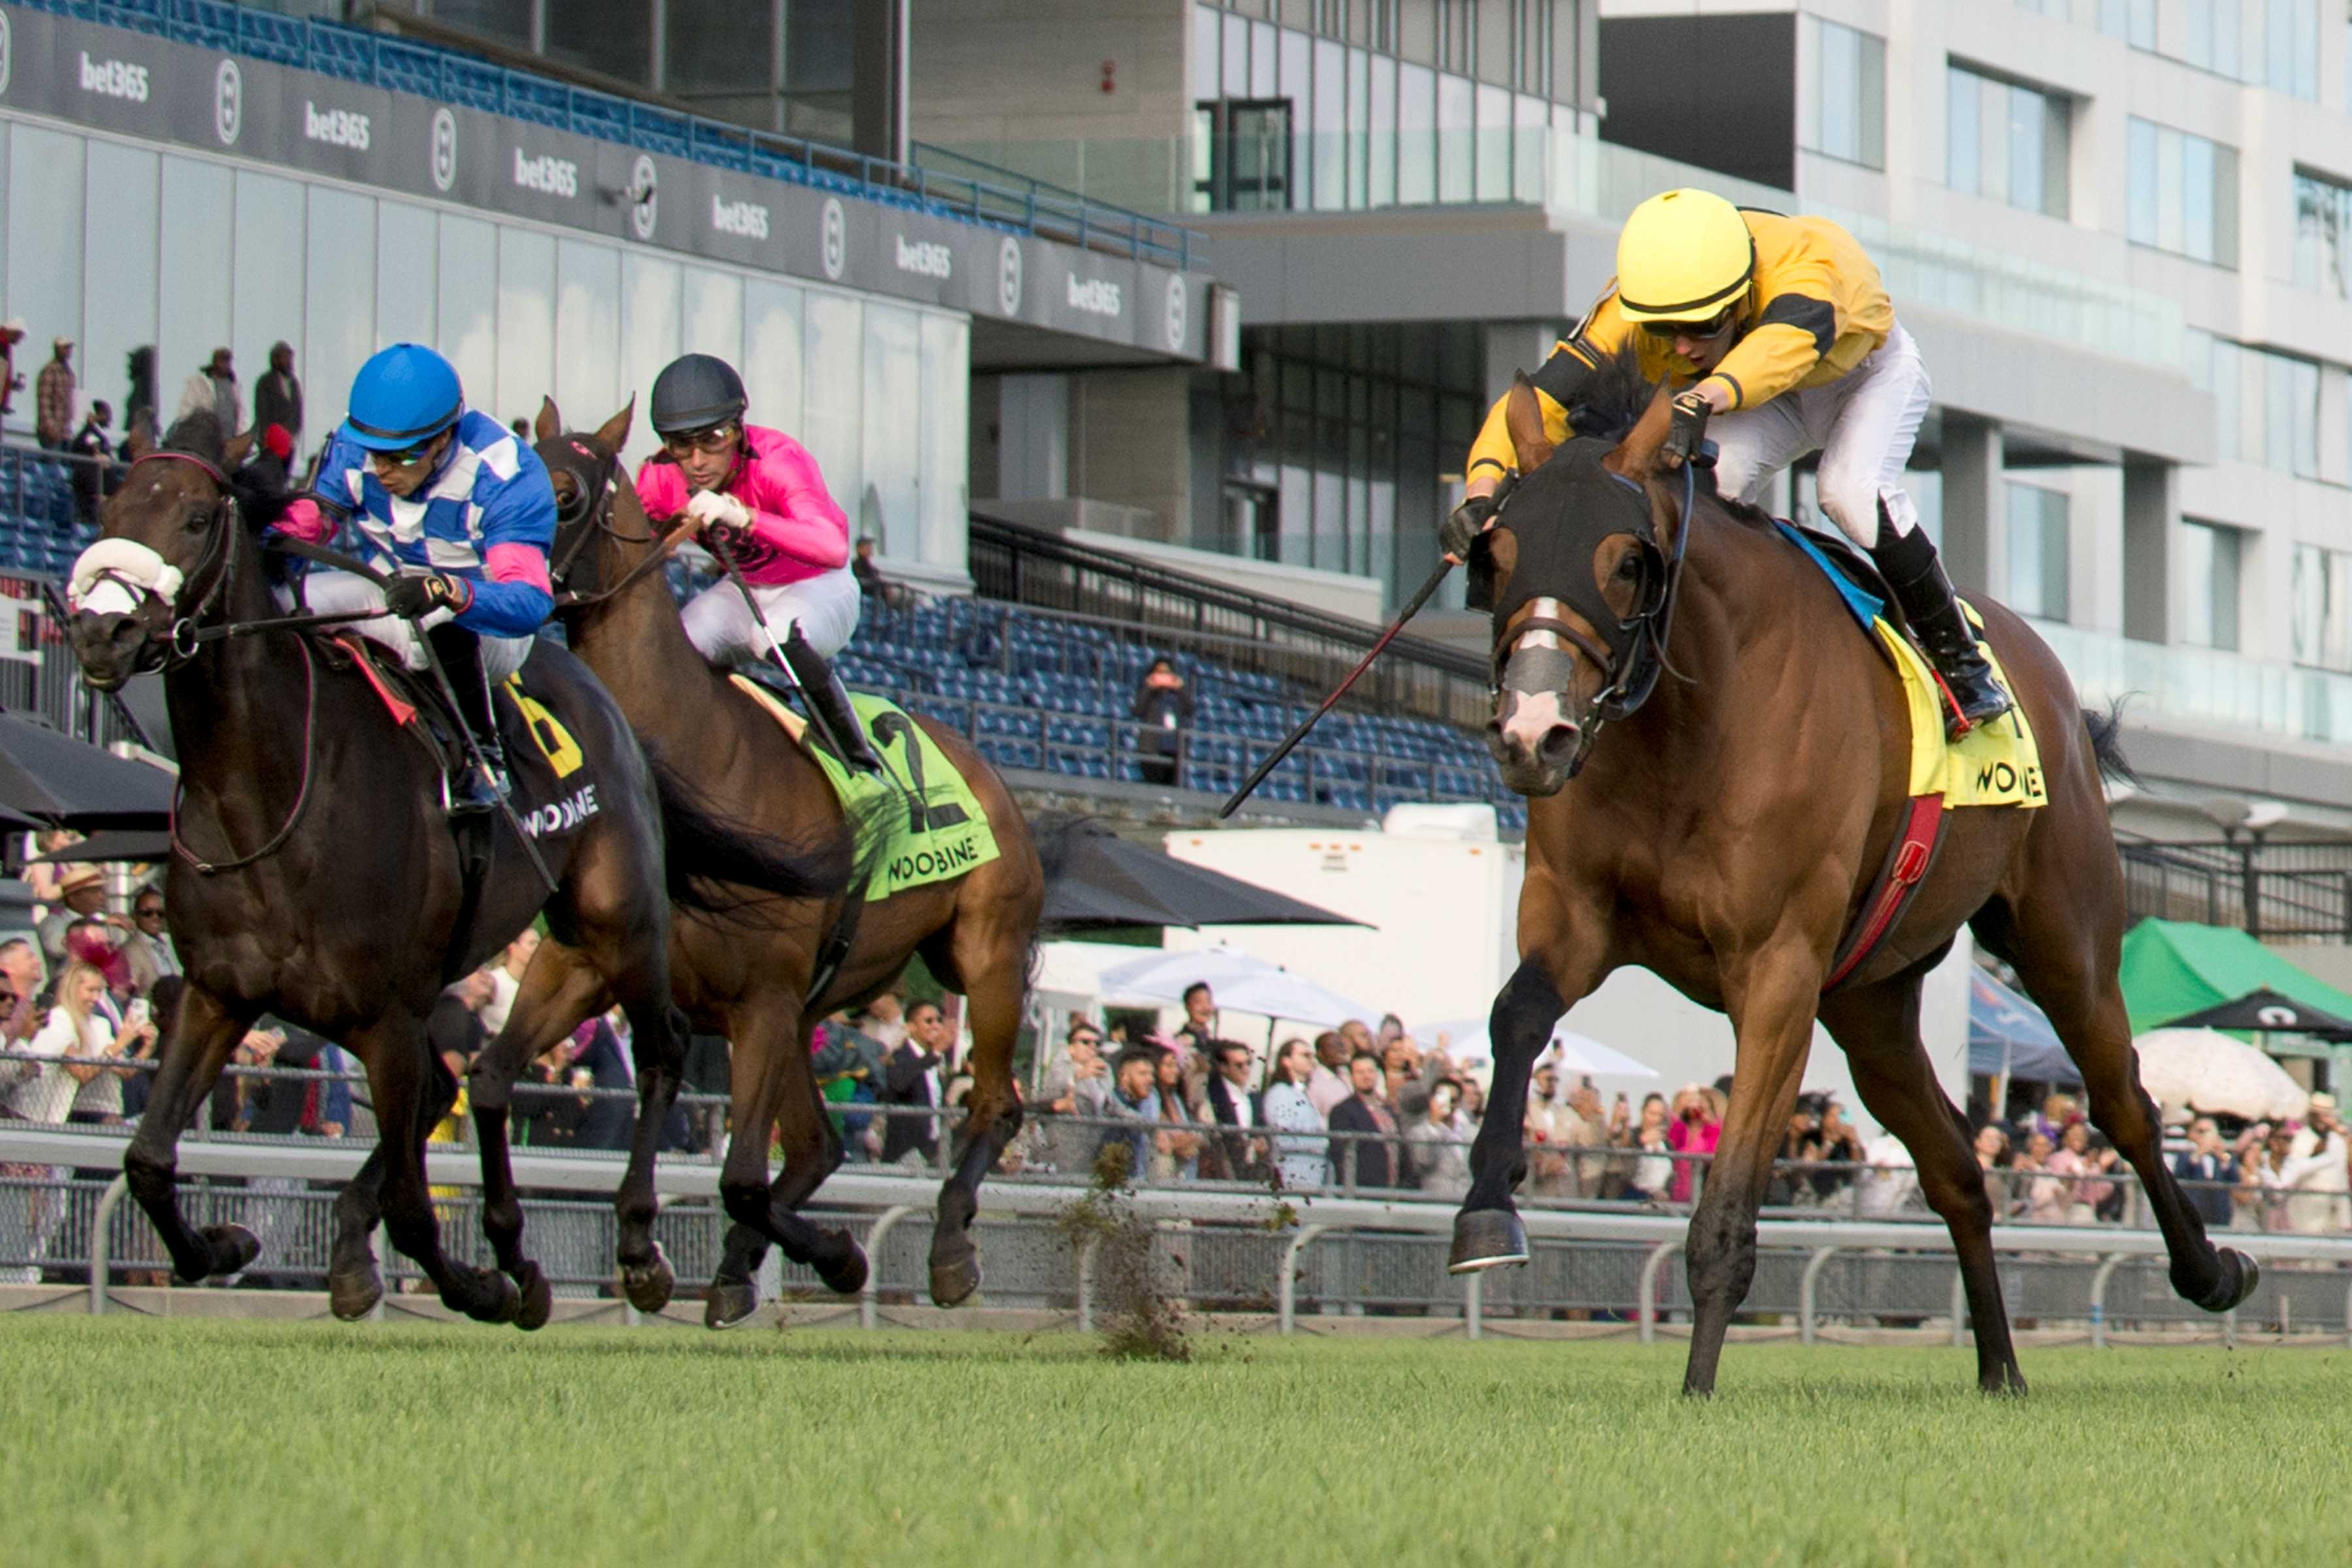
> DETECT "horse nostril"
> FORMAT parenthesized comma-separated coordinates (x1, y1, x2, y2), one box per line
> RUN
(1537, 723, 1581, 768)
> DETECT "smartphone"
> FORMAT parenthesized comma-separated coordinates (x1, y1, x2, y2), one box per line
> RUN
(126, 998, 151, 1028)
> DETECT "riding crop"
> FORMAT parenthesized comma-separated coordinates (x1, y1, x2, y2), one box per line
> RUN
(700, 531, 864, 766)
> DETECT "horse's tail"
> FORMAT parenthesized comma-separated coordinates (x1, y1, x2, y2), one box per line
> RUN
(2081, 699, 2140, 792)
(644, 747, 853, 917)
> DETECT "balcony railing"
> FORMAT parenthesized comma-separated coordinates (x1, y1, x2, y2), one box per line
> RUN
(2119, 839, 2352, 941)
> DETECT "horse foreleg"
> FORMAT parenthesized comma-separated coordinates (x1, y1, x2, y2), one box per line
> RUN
(124, 982, 257, 1284)
(930, 943, 1029, 1307)
(1682, 944, 1821, 1397)
(1450, 959, 1565, 1273)
(1822, 974, 2025, 1395)
(708, 996, 860, 1328)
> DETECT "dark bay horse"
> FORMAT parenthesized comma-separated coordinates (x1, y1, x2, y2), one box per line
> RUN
(67, 416, 845, 1324)
(1452, 355, 2257, 1395)
(470, 399, 1043, 1328)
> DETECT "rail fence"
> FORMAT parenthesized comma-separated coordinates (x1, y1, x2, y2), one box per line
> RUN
(7, 1121, 2350, 1345)
(2119, 839, 2352, 941)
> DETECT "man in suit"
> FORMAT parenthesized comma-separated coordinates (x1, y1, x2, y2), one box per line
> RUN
(1198, 1039, 1267, 1183)
(1326, 1051, 1405, 1190)
(2169, 1116, 2238, 1229)
(881, 1000, 950, 1166)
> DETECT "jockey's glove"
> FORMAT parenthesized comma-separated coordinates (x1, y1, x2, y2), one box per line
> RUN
(1662, 389, 1712, 468)
(685, 489, 753, 533)
(1441, 491, 1497, 563)
(385, 570, 472, 619)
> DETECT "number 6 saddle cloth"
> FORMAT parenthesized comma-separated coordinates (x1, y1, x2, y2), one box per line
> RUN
(729, 676, 1001, 900)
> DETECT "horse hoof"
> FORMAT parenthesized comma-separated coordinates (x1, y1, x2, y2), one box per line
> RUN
(455, 1267, 522, 1325)
(511, 1262, 554, 1331)
(2194, 1248, 2261, 1313)
(817, 1237, 870, 1298)
(929, 1245, 979, 1309)
(203, 1224, 261, 1277)
(620, 1244, 676, 1315)
(328, 1266, 384, 1321)
(704, 1279, 760, 1330)
(1446, 1209, 1529, 1275)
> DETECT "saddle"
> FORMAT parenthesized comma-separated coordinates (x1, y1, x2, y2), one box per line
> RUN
(321, 633, 468, 789)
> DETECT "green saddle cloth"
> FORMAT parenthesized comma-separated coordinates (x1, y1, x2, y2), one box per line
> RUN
(730, 678, 1000, 901)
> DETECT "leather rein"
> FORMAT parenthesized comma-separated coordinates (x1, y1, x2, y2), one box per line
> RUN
(541, 436, 693, 608)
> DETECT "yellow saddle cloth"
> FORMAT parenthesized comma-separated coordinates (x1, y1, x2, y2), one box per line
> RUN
(1870, 607, 2046, 809)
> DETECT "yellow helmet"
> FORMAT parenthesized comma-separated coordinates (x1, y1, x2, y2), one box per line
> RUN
(1614, 189, 1756, 323)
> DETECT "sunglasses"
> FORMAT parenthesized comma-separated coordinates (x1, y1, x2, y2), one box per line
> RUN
(368, 440, 442, 470)
(1639, 307, 1737, 342)
(135, 907, 164, 920)
(661, 425, 738, 457)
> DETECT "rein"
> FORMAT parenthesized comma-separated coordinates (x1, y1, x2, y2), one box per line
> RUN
(169, 632, 321, 875)
(540, 435, 695, 609)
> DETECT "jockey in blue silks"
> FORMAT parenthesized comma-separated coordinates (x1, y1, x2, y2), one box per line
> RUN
(278, 342, 556, 812)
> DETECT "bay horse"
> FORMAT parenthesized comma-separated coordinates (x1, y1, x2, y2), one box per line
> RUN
(1453, 352, 2257, 1394)
(470, 399, 1043, 1328)
(66, 414, 845, 1324)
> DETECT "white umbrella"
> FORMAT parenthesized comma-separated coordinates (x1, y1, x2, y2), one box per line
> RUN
(1096, 943, 1384, 1030)
(1415, 1018, 1659, 1080)
(2131, 1027, 2311, 1121)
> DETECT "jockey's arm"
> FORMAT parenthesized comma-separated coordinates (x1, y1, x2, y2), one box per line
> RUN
(449, 462, 555, 637)
(270, 431, 365, 545)
(738, 438, 850, 572)
(1461, 296, 1633, 498)
(1697, 253, 1861, 412)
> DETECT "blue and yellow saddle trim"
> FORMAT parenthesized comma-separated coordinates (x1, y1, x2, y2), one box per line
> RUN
(1773, 522, 2046, 811)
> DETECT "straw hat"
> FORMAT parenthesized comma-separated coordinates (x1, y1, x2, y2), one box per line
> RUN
(55, 863, 105, 897)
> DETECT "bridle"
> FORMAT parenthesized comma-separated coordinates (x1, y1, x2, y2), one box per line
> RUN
(1489, 457, 1695, 776)
(80, 450, 247, 674)
(540, 434, 686, 608)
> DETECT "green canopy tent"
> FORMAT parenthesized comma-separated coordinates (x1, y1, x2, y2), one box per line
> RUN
(2118, 920, 2352, 1047)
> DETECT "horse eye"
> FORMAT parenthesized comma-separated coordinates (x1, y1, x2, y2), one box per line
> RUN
(1616, 556, 1641, 579)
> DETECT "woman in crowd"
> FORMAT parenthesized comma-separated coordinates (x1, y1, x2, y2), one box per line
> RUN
(1808, 1098, 1865, 1205)
(2048, 1119, 2119, 1224)
(1263, 1037, 1329, 1192)
(2238, 1123, 2300, 1233)
(2017, 1130, 2070, 1225)
(1625, 1092, 1674, 1203)
(1973, 1123, 2016, 1218)
(1666, 1083, 1722, 1204)
(1147, 1047, 1203, 1183)
(1407, 1076, 1475, 1200)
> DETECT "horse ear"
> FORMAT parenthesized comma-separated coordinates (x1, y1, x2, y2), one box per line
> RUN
(593, 396, 634, 454)
(222, 425, 256, 469)
(1505, 374, 1554, 474)
(533, 397, 562, 444)
(1603, 379, 1678, 480)
(127, 423, 154, 462)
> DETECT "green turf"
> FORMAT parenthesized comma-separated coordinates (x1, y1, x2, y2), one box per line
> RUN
(1, 1317, 2339, 1567)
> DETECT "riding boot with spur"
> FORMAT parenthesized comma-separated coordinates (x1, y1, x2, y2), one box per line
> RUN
(780, 627, 885, 774)
(428, 623, 512, 812)
(1869, 506, 2012, 739)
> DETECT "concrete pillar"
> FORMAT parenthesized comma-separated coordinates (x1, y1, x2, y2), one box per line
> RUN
(1938, 412, 2004, 600)
(2121, 453, 2180, 645)
(1482, 323, 1563, 407)
(853, 0, 910, 165)
(994, 375, 1070, 501)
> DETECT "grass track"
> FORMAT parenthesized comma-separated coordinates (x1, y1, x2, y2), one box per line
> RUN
(1, 1316, 2340, 1567)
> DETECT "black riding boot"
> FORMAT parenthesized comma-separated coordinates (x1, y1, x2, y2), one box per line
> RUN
(780, 627, 884, 774)
(1869, 512, 2011, 739)
(427, 623, 512, 813)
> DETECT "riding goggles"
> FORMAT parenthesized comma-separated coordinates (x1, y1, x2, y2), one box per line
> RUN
(367, 439, 443, 470)
(1638, 306, 1737, 342)
(661, 423, 739, 457)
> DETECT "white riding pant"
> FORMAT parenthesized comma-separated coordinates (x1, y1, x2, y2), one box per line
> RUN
(289, 571, 535, 682)
(681, 564, 861, 664)
(1709, 321, 1932, 547)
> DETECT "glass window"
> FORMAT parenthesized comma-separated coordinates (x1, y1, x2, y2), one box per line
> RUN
(2181, 520, 2242, 651)
(548, 0, 650, 87)
(1368, 52, 1397, 207)
(232, 172, 306, 432)
(433, 0, 532, 48)
(82, 140, 159, 442)
(2006, 86, 2043, 216)
(1250, 18, 1278, 98)
(1313, 37, 1346, 209)
(302, 187, 378, 449)
(1946, 67, 1982, 197)
(2182, 133, 2215, 262)
(1805, 18, 1885, 170)
(669, 0, 774, 123)
(741, 278, 804, 458)
(800, 288, 863, 531)
(493, 225, 555, 436)
(1194, 3, 1224, 98)
(2212, 335, 2243, 462)
(1397, 62, 1436, 203)
(553, 238, 622, 434)
(916, 312, 970, 572)
(2291, 356, 2320, 478)
(2263, 351, 2296, 472)
(1436, 72, 1473, 201)
(618, 253, 682, 468)
(2293, 169, 2352, 299)
(374, 200, 438, 351)
(8, 125, 86, 433)
(1512, 92, 1548, 206)
(2127, 118, 2236, 267)
(1948, 65, 2068, 218)
(1347, 46, 1370, 209)
(2006, 482, 2070, 622)
(861, 302, 919, 559)
(680, 266, 743, 365)
(2126, 118, 2158, 245)
(436, 215, 500, 423)
(2215, 0, 2242, 78)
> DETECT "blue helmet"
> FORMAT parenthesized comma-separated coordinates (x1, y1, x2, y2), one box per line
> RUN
(343, 343, 465, 451)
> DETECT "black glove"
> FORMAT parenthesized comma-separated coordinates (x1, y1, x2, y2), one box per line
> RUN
(1662, 389, 1713, 468)
(1441, 491, 1498, 561)
(384, 571, 468, 619)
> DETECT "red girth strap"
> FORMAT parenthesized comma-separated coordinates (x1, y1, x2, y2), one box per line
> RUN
(1822, 792, 1946, 992)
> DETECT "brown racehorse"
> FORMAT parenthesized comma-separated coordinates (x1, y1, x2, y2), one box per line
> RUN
(1450, 350, 2258, 1395)
(462, 399, 1043, 1328)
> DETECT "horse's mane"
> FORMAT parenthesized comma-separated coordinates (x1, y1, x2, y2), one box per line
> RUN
(1564, 342, 1774, 533)
(158, 412, 293, 531)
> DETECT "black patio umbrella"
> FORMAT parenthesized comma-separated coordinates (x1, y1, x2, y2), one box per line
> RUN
(2157, 987, 2352, 1042)
(0, 714, 174, 830)
(34, 829, 171, 864)
(1034, 815, 1364, 932)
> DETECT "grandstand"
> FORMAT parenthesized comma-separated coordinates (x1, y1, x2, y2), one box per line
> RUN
(0, 448, 101, 579)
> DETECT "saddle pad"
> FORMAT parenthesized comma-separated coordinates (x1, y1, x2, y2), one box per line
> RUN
(728, 676, 1000, 899)
(1771, 521, 2044, 812)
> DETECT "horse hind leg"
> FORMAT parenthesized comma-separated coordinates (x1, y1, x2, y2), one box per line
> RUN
(124, 983, 260, 1284)
(1821, 973, 2026, 1395)
(609, 994, 692, 1316)
(926, 913, 1033, 1307)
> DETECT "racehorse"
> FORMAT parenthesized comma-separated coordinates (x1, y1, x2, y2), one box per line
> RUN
(1453, 351, 2258, 1395)
(67, 414, 845, 1324)
(475, 399, 1044, 1327)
